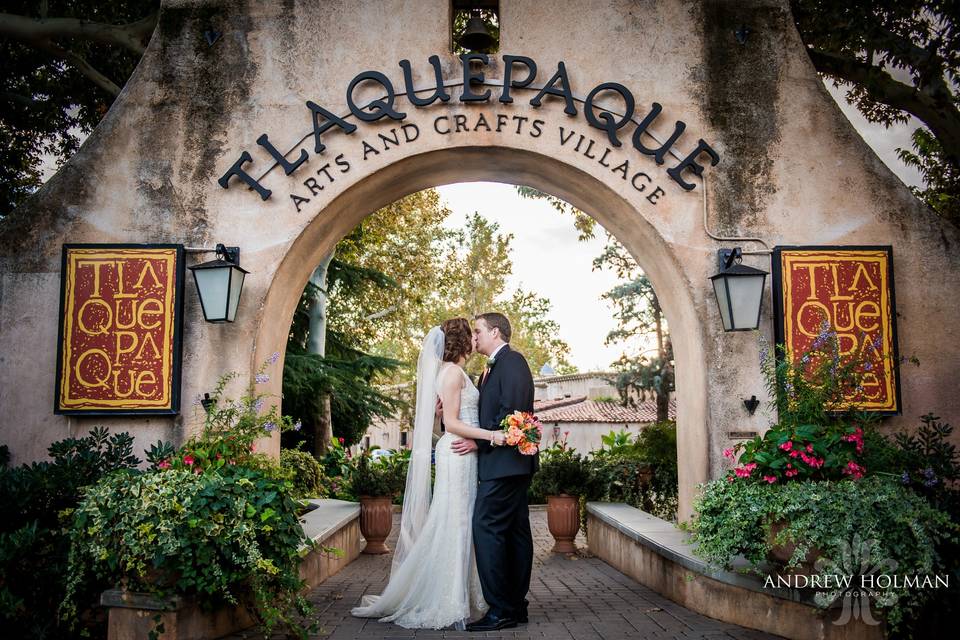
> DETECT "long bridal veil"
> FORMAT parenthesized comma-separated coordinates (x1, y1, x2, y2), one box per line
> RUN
(390, 325, 444, 574)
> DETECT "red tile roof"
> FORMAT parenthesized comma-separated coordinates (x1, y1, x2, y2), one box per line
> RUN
(535, 398, 676, 423)
(533, 396, 588, 412)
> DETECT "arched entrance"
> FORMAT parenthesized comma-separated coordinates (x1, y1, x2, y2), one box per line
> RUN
(253, 146, 708, 521)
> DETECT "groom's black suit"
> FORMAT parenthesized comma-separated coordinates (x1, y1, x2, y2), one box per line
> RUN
(473, 343, 536, 621)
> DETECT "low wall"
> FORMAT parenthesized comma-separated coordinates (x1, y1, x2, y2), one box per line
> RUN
(103, 499, 361, 640)
(586, 503, 884, 640)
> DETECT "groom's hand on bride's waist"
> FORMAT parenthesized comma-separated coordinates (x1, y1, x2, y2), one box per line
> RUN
(451, 438, 478, 455)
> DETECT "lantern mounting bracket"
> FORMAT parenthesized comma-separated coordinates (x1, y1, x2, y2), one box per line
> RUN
(215, 244, 241, 265)
(718, 247, 742, 271)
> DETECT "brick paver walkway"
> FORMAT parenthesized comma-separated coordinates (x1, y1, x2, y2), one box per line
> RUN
(225, 508, 781, 639)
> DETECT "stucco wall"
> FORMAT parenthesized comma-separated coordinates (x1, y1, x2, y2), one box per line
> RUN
(1, 0, 957, 522)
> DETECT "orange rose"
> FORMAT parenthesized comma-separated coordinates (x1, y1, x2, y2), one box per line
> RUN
(506, 425, 524, 446)
(518, 440, 538, 455)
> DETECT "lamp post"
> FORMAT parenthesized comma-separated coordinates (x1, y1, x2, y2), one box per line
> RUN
(188, 244, 249, 323)
(710, 248, 767, 331)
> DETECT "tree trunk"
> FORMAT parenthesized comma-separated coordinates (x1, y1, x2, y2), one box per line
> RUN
(653, 296, 671, 424)
(308, 253, 334, 455)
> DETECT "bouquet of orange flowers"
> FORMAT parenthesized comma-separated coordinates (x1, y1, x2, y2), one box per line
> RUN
(499, 411, 542, 455)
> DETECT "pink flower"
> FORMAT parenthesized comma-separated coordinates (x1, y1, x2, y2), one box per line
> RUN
(723, 448, 735, 459)
(763, 475, 778, 483)
(183, 455, 195, 466)
(779, 441, 793, 451)
(790, 450, 801, 458)
(785, 468, 799, 477)
(786, 463, 793, 469)
(158, 460, 171, 470)
(727, 475, 736, 483)
(193, 467, 202, 475)
(842, 460, 866, 479)
(806, 443, 814, 453)
(734, 462, 757, 478)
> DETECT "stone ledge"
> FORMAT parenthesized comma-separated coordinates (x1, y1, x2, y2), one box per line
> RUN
(586, 502, 884, 640)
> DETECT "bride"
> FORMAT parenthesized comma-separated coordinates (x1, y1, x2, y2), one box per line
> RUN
(350, 318, 508, 629)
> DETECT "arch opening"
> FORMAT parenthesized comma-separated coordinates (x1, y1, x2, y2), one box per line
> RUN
(255, 146, 708, 521)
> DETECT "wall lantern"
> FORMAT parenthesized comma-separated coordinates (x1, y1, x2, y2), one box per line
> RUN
(188, 244, 249, 323)
(710, 247, 767, 331)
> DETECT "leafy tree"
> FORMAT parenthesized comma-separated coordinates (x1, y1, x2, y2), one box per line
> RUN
(594, 239, 674, 422)
(0, 1, 159, 216)
(421, 212, 574, 377)
(515, 186, 673, 419)
(790, 0, 959, 226)
(283, 191, 573, 449)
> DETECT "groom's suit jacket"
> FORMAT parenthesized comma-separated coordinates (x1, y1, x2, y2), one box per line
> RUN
(476, 344, 538, 481)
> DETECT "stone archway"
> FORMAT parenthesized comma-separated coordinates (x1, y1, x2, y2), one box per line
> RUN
(253, 146, 709, 521)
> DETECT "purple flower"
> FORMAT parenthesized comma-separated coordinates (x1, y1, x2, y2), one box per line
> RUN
(263, 421, 277, 432)
(255, 373, 270, 384)
(253, 398, 264, 413)
(864, 362, 873, 371)
(901, 471, 911, 485)
(293, 420, 302, 432)
(269, 351, 281, 364)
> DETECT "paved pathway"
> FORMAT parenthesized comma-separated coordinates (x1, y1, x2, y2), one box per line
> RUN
(225, 508, 782, 639)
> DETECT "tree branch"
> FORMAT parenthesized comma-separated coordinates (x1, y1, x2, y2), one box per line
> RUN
(0, 11, 158, 56)
(809, 48, 960, 163)
(37, 40, 121, 96)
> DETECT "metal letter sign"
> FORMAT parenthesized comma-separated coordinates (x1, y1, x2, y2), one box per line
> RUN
(772, 246, 901, 414)
(55, 245, 185, 415)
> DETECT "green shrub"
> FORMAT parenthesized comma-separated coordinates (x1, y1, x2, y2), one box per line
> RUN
(0, 427, 140, 639)
(61, 465, 314, 638)
(531, 442, 591, 498)
(691, 476, 959, 635)
(587, 422, 679, 521)
(348, 451, 406, 498)
(280, 449, 328, 499)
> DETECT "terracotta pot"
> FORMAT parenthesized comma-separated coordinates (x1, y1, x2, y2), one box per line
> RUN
(359, 495, 394, 554)
(766, 518, 822, 576)
(546, 494, 580, 553)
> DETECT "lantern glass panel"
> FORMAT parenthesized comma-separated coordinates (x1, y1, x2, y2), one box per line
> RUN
(728, 273, 766, 330)
(712, 276, 733, 330)
(193, 267, 230, 321)
(226, 266, 246, 322)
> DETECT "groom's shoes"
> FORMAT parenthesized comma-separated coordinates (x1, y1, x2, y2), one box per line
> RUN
(466, 612, 518, 631)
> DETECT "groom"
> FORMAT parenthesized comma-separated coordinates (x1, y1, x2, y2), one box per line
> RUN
(452, 312, 536, 631)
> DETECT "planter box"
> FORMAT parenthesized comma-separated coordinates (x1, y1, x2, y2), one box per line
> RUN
(102, 499, 361, 640)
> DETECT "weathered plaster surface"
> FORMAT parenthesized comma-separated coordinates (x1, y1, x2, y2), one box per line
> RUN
(1, 0, 957, 522)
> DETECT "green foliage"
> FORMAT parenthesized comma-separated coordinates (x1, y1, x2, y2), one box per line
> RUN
(347, 451, 407, 498)
(898, 127, 960, 226)
(282, 347, 404, 448)
(0, 2, 159, 216)
(727, 328, 878, 484)
(280, 449, 328, 499)
(589, 422, 679, 521)
(690, 476, 958, 635)
(159, 355, 300, 475)
(0, 427, 141, 639)
(530, 440, 592, 499)
(790, 0, 960, 227)
(61, 465, 315, 638)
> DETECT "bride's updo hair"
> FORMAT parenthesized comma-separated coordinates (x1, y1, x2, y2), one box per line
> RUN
(441, 318, 472, 362)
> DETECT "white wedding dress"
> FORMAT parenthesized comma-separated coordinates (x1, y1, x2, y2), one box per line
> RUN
(351, 363, 488, 629)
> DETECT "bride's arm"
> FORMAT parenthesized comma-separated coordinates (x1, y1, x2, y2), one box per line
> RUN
(439, 368, 506, 444)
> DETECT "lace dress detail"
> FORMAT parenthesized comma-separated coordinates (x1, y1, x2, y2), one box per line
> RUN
(351, 364, 488, 629)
